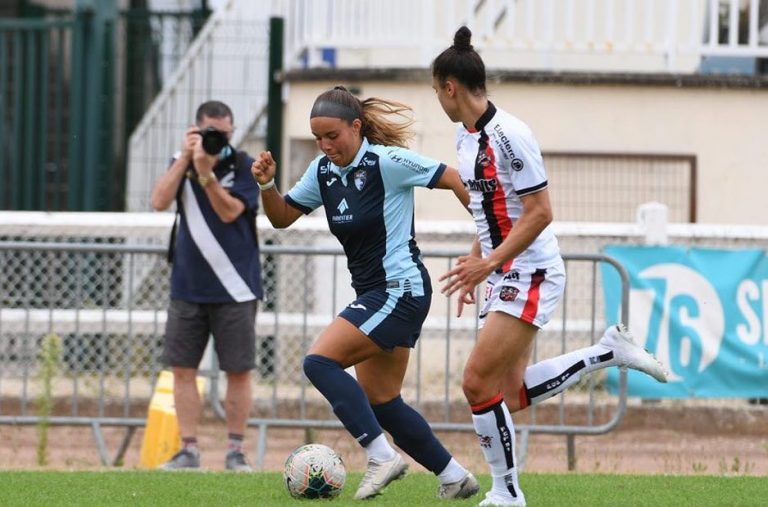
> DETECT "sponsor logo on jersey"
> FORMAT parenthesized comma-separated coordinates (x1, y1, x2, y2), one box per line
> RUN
(500, 286, 519, 302)
(354, 169, 367, 190)
(465, 178, 498, 193)
(493, 123, 516, 161)
(511, 158, 525, 171)
(348, 303, 367, 310)
(503, 270, 520, 281)
(389, 152, 429, 174)
(326, 177, 337, 186)
(360, 156, 376, 166)
(333, 198, 353, 223)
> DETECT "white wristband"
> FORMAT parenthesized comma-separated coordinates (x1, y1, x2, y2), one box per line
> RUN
(258, 179, 275, 191)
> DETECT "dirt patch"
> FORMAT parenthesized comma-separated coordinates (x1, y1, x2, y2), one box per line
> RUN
(2, 404, 766, 475)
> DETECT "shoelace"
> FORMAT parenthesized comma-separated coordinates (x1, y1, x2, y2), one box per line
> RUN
(360, 460, 377, 483)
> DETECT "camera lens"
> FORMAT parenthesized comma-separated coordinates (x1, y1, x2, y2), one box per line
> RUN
(200, 127, 228, 155)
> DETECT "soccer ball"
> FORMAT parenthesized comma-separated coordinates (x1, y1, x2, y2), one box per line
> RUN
(283, 443, 346, 499)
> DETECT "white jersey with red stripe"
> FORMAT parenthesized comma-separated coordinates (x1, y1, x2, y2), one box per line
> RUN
(456, 102, 561, 285)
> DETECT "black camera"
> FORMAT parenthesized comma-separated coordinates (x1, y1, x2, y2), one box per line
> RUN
(198, 127, 230, 155)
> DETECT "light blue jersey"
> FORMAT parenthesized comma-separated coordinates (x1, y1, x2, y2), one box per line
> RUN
(285, 138, 446, 295)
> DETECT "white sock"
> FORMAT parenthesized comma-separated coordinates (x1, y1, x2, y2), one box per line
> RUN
(522, 342, 616, 406)
(365, 433, 396, 463)
(471, 396, 523, 500)
(437, 457, 468, 484)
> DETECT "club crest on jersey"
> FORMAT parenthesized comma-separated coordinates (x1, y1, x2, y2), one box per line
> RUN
(476, 151, 491, 167)
(354, 169, 367, 190)
(500, 286, 519, 302)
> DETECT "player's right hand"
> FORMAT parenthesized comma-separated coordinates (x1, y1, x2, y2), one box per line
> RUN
(252, 151, 277, 185)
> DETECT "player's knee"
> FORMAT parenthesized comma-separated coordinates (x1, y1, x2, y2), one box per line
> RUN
(462, 366, 489, 404)
(172, 367, 198, 383)
(302, 354, 338, 384)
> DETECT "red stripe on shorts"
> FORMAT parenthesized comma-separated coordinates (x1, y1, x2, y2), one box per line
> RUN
(520, 269, 546, 324)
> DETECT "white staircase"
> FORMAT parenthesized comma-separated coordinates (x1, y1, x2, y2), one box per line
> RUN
(125, 0, 275, 211)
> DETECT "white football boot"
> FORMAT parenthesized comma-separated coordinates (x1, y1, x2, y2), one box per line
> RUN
(354, 452, 408, 499)
(437, 471, 480, 499)
(599, 324, 668, 383)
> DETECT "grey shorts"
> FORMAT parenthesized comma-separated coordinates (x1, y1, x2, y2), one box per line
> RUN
(161, 299, 257, 372)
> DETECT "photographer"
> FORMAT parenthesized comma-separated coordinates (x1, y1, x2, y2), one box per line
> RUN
(151, 100, 263, 471)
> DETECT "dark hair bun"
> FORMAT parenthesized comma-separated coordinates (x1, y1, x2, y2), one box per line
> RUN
(453, 26, 473, 51)
(333, 85, 349, 92)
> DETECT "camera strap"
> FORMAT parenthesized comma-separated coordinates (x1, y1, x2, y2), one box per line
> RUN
(166, 170, 187, 265)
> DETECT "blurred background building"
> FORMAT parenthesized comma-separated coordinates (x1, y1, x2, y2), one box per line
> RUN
(1, 0, 766, 224)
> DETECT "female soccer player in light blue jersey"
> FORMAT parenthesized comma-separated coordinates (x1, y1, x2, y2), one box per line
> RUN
(252, 86, 479, 500)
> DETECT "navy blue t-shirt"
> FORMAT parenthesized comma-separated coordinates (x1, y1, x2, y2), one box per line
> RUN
(170, 150, 263, 303)
(285, 138, 446, 295)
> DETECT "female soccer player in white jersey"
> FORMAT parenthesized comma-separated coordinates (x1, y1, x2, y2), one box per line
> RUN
(251, 86, 479, 500)
(432, 27, 668, 507)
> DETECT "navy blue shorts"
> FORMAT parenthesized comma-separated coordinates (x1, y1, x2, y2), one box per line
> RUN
(338, 287, 432, 351)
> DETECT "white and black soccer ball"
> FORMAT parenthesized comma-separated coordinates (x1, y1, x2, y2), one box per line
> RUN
(283, 443, 346, 499)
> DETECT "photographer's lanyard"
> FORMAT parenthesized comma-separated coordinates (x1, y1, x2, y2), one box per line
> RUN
(180, 180, 256, 302)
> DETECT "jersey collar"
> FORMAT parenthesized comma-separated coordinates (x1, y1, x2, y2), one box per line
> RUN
(465, 101, 497, 133)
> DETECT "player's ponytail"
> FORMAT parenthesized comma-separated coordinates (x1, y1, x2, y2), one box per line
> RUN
(432, 26, 486, 94)
(311, 86, 414, 148)
(359, 97, 414, 148)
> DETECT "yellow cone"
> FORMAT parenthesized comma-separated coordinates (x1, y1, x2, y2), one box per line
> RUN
(139, 370, 207, 469)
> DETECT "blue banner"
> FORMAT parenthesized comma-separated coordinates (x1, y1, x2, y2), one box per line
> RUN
(601, 245, 768, 398)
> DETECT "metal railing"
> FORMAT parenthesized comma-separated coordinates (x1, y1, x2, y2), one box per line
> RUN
(277, 0, 768, 70)
(0, 240, 628, 469)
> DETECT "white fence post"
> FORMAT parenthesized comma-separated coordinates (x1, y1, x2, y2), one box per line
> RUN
(636, 201, 669, 245)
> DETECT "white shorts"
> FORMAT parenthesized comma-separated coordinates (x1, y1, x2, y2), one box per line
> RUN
(479, 259, 565, 329)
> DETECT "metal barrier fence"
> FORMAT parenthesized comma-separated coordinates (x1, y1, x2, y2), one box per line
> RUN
(0, 240, 628, 470)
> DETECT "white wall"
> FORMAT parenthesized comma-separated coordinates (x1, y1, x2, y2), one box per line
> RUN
(282, 78, 768, 225)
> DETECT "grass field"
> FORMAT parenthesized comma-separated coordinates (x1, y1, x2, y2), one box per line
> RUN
(0, 470, 766, 506)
